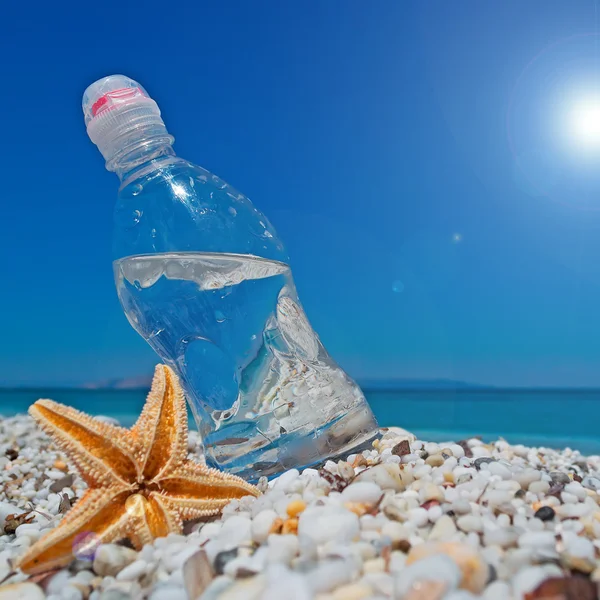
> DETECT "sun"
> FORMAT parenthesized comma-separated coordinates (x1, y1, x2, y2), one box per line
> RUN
(570, 99, 600, 147)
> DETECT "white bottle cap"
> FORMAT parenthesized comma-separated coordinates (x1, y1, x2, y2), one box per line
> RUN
(82, 75, 173, 170)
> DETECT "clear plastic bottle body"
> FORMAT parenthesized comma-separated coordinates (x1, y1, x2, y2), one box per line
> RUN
(113, 154, 379, 480)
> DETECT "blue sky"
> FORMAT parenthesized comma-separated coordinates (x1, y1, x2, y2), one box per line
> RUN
(2, 1, 600, 387)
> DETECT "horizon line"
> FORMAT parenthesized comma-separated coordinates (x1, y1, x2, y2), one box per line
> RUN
(4, 384, 600, 393)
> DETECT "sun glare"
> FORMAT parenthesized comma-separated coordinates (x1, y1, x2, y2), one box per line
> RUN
(570, 99, 600, 147)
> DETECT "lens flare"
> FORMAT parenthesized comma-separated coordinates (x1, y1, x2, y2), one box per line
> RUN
(570, 99, 600, 147)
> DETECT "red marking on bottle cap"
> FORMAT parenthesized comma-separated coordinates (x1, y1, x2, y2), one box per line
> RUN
(91, 88, 142, 117)
(91, 95, 108, 117)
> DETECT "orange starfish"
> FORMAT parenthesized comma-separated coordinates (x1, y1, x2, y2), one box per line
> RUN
(18, 365, 259, 575)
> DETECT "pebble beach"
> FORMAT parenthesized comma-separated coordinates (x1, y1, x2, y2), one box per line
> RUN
(1, 414, 600, 600)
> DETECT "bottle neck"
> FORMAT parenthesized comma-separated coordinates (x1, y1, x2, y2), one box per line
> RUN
(105, 122, 176, 182)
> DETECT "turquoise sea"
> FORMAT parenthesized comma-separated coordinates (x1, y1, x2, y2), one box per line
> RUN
(1, 388, 598, 455)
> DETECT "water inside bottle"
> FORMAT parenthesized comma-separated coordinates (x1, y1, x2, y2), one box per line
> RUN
(115, 252, 378, 478)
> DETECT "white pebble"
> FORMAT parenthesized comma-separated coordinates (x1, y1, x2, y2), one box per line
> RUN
(488, 462, 512, 479)
(251, 509, 278, 544)
(457, 515, 483, 533)
(341, 482, 383, 504)
(298, 506, 359, 549)
(116, 559, 147, 581)
(394, 554, 461, 596)
(407, 508, 429, 528)
(355, 463, 405, 492)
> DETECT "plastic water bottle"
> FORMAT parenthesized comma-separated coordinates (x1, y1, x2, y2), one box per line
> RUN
(82, 75, 379, 480)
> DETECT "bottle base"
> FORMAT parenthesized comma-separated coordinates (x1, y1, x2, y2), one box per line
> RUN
(202, 405, 380, 482)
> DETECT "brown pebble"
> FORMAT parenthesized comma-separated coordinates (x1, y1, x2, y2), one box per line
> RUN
(49, 474, 74, 493)
(53, 460, 68, 472)
(4, 448, 18, 461)
(525, 576, 596, 600)
(392, 539, 412, 553)
(392, 440, 411, 457)
(456, 440, 473, 458)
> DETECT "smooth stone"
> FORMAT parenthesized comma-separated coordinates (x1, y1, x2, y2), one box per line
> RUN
(450, 499, 472, 515)
(267, 534, 299, 565)
(456, 515, 483, 533)
(46, 570, 71, 595)
(363, 558, 386, 573)
(518, 531, 556, 550)
(383, 427, 416, 442)
(0, 583, 45, 600)
(534, 506, 555, 522)
(424, 443, 441, 455)
(394, 554, 461, 597)
(449, 444, 466, 459)
(361, 572, 393, 597)
(485, 490, 513, 507)
(556, 503, 591, 518)
(419, 483, 445, 503)
(444, 593, 480, 600)
(14, 524, 42, 543)
(251, 509, 278, 544)
(528, 480, 550, 494)
(561, 492, 579, 504)
(561, 532, 596, 572)
(331, 582, 372, 600)
(487, 462, 512, 479)
(582, 476, 600, 490)
(511, 566, 552, 599)
(355, 463, 405, 492)
(93, 544, 138, 577)
(341, 482, 383, 504)
(115, 559, 147, 581)
(218, 515, 252, 550)
(298, 506, 359, 550)
(483, 526, 519, 548)
(307, 559, 355, 594)
(381, 521, 410, 542)
(482, 581, 512, 600)
(59, 586, 83, 600)
(273, 469, 300, 492)
(407, 508, 429, 528)
(513, 469, 541, 488)
(564, 482, 586, 500)
(429, 515, 457, 541)
(263, 564, 312, 600)
(217, 575, 267, 600)
(164, 545, 201, 573)
(0, 502, 18, 532)
(425, 454, 445, 468)
(549, 471, 571, 485)
(147, 585, 187, 600)
(406, 542, 489, 594)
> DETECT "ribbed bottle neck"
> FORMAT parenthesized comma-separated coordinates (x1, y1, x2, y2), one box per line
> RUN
(112, 132, 176, 183)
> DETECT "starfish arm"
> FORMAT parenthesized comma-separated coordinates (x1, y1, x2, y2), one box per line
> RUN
(30, 400, 139, 487)
(17, 487, 131, 575)
(118, 493, 182, 548)
(156, 461, 259, 520)
(131, 365, 190, 482)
